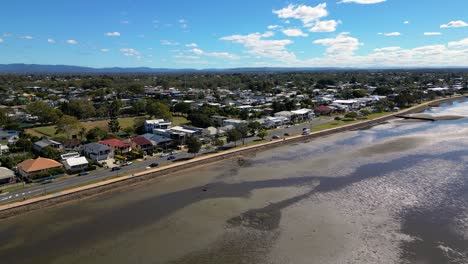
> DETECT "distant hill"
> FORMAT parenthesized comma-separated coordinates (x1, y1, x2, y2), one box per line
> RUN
(0, 63, 358, 74)
(0, 63, 466, 74)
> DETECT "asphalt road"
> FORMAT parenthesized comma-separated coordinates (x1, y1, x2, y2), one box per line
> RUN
(0, 117, 334, 205)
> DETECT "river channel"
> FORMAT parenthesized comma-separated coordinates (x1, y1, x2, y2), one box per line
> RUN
(2, 99, 468, 264)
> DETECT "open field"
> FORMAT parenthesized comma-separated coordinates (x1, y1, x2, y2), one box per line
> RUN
(312, 112, 392, 132)
(25, 116, 189, 138)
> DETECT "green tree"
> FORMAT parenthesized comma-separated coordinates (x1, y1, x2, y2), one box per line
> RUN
(174, 102, 192, 114)
(127, 84, 144, 94)
(226, 128, 241, 147)
(146, 101, 173, 120)
(0, 108, 8, 127)
(248, 121, 262, 136)
(186, 137, 202, 157)
(257, 129, 268, 140)
(212, 138, 225, 148)
(26, 101, 62, 123)
(236, 123, 249, 145)
(39, 146, 60, 160)
(64, 99, 96, 119)
(108, 117, 121, 133)
(187, 113, 213, 128)
(56, 115, 82, 139)
(86, 127, 108, 142)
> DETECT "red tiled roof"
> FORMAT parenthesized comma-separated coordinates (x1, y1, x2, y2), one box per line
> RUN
(17, 157, 62, 173)
(314, 105, 332, 111)
(130, 136, 152, 146)
(99, 139, 130, 148)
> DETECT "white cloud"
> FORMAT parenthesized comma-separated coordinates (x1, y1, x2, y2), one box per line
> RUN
(100, 49, 110, 52)
(221, 32, 296, 61)
(404, 21, 410, 24)
(105, 32, 121, 37)
(282, 28, 308, 37)
(262, 31, 275, 38)
(66, 39, 78, 45)
(379, 32, 401, 36)
(313, 32, 363, 56)
(120, 20, 130, 24)
(20, 35, 33, 40)
(160, 40, 180, 46)
(424, 32, 442, 36)
(273, 3, 328, 25)
(374, 46, 401, 52)
(310, 20, 340, 32)
(448, 38, 468, 47)
(47, 38, 55, 43)
(339, 0, 386, 3)
(185, 43, 198, 47)
(2, 33, 12, 37)
(175, 54, 200, 59)
(268, 25, 280, 30)
(189, 48, 240, 59)
(0, 38, 3, 43)
(120, 48, 140, 56)
(441, 20, 468, 28)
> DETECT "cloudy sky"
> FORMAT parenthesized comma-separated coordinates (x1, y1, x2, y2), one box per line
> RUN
(1, 0, 468, 68)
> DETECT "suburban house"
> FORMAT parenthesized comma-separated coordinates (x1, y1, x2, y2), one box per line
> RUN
(128, 136, 154, 153)
(62, 156, 89, 173)
(274, 111, 294, 122)
(63, 138, 82, 151)
(144, 119, 172, 133)
(141, 133, 172, 149)
(0, 144, 9, 156)
(222, 119, 247, 127)
(82, 143, 113, 162)
(211, 115, 228, 127)
(291, 109, 315, 121)
(16, 157, 63, 178)
(98, 139, 131, 154)
(0, 167, 16, 186)
(33, 139, 64, 152)
(0, 129, 19, 145)
(314, 105, 333, 116)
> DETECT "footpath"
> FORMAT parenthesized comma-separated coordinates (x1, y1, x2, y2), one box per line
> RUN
(0, 95, 464, 219)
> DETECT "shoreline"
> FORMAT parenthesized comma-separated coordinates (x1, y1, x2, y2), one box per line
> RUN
(0, 95, 465, 219)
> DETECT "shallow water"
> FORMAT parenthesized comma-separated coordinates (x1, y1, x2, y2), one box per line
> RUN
(2, 99, 468, 263)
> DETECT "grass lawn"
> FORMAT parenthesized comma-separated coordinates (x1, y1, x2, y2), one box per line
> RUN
(26, 116, 189, 138)
(312, 112, 392, 132)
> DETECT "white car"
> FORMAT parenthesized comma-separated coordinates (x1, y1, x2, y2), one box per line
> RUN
(160, 153, 168, 157)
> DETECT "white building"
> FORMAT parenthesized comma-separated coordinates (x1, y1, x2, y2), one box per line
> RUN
(144, 119, 172, 133)
(222, 119, 247, 127)
(62, 157, 89, 172)
(0, 144, 9, 156)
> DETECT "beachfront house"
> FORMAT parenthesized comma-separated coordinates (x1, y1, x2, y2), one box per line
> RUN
(17, 157, 63, 179)
(82, 143, 113, 162)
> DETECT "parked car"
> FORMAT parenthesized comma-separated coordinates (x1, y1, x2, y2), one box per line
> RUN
(41, 179, 53, 184)
(146, 162, 160, 169)
(122, 161, 133, 166)
(78, 172, 89, 176)
(111, 166, 122, 171)
(284, 133, 290, 137)
(167, 155, 176, 160)
(272, 135, 280, 139)
(160, 152, 169, 157)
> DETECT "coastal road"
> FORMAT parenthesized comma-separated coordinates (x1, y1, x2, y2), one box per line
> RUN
(0, 117, 334, 205)
(0, 151, 196, 205)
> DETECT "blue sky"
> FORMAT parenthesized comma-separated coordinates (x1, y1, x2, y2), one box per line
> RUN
(1, 0, 468, 68)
